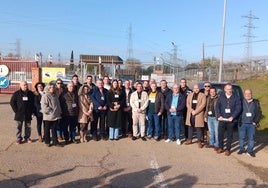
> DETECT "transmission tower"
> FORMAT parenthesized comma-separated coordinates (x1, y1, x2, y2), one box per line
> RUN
(127, 24, 133, 59)
(16, 38, 21, 57)
(242, 10, 259, 74)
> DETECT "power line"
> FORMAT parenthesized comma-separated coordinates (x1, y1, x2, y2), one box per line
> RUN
(206, 39, 267, 48)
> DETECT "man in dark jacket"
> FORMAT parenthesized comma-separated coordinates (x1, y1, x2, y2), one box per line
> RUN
(215, 83, 242, 156)
(122, 80, 133, 138)
(59, 81, 79, 144)
(238, 89, 262, 157)
(147, 83, 164, 140)
(90, 79, 109, 140)
(10, 81, 35, 144)
(165, 84, 186, 145)
(179, 78, 192, 140)
(158, 80, 172, 140)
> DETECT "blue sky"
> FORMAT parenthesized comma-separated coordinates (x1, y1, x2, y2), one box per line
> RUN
(0, 0, 267, 64)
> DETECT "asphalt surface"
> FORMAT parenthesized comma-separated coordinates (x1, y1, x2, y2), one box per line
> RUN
(0, 94, 267, 188)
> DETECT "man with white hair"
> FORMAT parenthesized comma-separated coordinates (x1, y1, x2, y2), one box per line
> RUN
(59, 81, 79, 144)
(10, 81, 35, 144)
(165, 84, 186, 145)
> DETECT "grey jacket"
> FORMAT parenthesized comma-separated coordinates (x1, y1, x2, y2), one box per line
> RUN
(41, 92, 62, 121)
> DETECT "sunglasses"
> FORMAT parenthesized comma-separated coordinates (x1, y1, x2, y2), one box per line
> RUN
(204, 85, 211, 87)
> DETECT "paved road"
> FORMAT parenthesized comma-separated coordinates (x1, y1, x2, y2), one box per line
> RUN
(0, 94, 267, 188)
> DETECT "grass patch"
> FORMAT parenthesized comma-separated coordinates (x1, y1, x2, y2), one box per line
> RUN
(237, 75, 268, 133)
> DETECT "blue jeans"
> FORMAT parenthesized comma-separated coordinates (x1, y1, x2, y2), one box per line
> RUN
(63, 116, 78, 141)
(109, 127, 119, 139)
(239, 123, 256, 153)
(147, 113, 160, 137)
(207, 116, 219, 147)
(56, 119, 63, 138)
(167, 115, 182, 140)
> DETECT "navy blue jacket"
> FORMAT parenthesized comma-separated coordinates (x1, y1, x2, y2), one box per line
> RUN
(215, 93, 242, 121)
(165, 93, 186, 116)
(90, 86, 108, 113)
(241, 99, 262, 124)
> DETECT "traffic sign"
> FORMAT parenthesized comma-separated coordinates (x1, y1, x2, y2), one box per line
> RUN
(0, 77, 10, 88)
(0, 65, 9, 77)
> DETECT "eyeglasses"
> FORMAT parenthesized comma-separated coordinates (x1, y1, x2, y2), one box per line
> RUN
(56, 82, 63, 84)
(204, 85, 211, 88)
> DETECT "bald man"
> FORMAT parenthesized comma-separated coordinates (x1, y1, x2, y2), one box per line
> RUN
(10, 81, 35, 144)
(238, 89, 262, 157)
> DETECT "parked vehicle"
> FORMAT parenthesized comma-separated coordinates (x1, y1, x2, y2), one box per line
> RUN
(198, 82, 243, 99)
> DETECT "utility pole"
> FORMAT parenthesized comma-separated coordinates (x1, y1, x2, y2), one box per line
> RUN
(218, 0, 227, 82)
(127, 24, 133, 59)
(242, 10, 258, 77)
(16, 39, 21, 58)
(202, 42, 205, 81)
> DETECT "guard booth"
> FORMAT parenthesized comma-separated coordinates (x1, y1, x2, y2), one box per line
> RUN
(79, 55, 123, 81)
(0, 58, 39, 94)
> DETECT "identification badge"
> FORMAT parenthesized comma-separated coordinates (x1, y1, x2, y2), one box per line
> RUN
(115, 94, 119, 98)
(208, 111, 212, 115)
(150, 98, 155, 103)
(225, 108, 231, 113)
(192, 100, 197, 104)
(127, 103, 130, 106)
(101, 96, 104, 100)
(22, 97, 28, 101)
(72, 103, 77, 108)
(246, 112, 252, 117)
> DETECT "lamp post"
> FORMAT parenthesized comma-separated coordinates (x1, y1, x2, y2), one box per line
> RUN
(218, 0, 227, 82)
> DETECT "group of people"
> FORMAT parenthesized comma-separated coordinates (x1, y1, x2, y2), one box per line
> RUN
(10, 75, 262, 157)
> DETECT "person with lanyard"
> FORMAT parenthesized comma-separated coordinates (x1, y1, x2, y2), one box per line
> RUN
(10, 81, 35, 144)
(59, 81, 79, 144)
(122, 80, 133, 138)
(185, 84, 207, 148)
(107, 80, 124, 140)
(215, 83, 242, 156)
(147, 83, 164, 141)
(204, 86, 219, 150)
(91, 79, 109, 141)
(238, 89, 262, 157)
(164, 84, 186, 145)
(130, 82, 149, 141)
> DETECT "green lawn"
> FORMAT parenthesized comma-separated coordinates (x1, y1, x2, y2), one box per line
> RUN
(237, 75, 268, 134)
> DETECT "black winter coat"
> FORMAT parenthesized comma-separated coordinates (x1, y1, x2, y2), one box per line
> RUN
(10, 89, 35, 121)
(106, 90, 124, 128)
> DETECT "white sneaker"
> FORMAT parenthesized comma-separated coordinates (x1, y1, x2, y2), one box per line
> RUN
(165, 139, 171, 143)
(176, 139, 181, 145)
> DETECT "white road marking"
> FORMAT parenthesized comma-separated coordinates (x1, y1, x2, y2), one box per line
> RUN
(150, 156, 168, 188)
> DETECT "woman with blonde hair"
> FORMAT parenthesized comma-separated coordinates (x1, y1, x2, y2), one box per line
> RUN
(78, 85, 93, 143)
